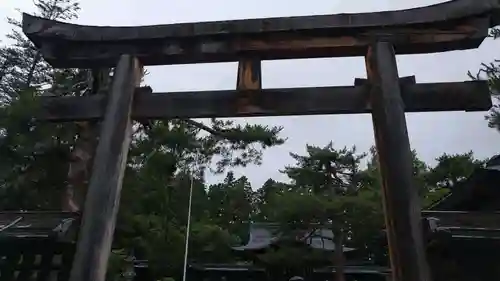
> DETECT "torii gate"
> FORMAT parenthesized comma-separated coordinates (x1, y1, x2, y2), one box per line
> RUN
(21, 0, 498, 280)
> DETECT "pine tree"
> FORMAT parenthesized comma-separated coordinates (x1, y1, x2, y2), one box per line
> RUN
(0, 0, 80, 101)
(0, 0, 84, 210)
(0, 1, 287, 277)
(470, 28, 500, 131)
(280, 143, 370, 281)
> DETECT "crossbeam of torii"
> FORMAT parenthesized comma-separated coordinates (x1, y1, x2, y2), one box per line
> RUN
(21, 0, 498, 280)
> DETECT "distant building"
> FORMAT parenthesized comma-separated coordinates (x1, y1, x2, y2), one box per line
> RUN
(231, 223, 355, 252)
(0, 211, 79, 281)
(189, 223, 389, 281)
(2, 156, 499, 281)
(422, 154, 500, 280)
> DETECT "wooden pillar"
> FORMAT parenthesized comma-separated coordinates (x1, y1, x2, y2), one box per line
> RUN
(69, 55, 142, 281)
(237, 57, 262, 90)
(365, 42, 431, 281)
(235, 57, 262, 114)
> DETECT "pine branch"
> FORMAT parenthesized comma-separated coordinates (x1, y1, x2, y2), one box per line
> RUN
(182, 119, 227, 139)
(182, 119, 272, 144)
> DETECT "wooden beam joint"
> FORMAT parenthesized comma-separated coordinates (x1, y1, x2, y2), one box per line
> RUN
(236, 57, 263, 114)
(237, 58, 262, 90)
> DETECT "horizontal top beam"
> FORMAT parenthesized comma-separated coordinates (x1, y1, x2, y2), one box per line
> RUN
(23, 0, 500, 41)
(22, 0, 500, 67)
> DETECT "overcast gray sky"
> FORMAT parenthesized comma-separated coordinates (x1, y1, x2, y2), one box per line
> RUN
(2, 0, 500, 188)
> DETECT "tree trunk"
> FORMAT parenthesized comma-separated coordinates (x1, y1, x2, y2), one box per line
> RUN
(62, 69, 110, 211)
(334, 228, 346, 281)
(63, 121, 99, 211)
(25, 52, 41, 89)
(0, 59, 9, 84)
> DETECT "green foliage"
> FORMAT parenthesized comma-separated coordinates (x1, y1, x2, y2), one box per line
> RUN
(265, 144, 385, 269)
(259, 144, 481, 269)
(0, 0, 82, 210)
(106, 249, 130, 281)
(207, 172, 254, 232)
(468, 27, 500, 131)
(282, 142, 366, 195)
(426, 151, 484, 189)
(189, 222, 239, 263)
(0, 87, 77, 210)
(1, 0, 80, 101)
(365, 146, 434, 197)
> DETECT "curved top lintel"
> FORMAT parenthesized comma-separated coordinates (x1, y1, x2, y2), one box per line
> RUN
(23, 0, 500, 42)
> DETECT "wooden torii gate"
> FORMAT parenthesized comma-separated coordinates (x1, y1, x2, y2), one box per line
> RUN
(21, 0, 498, 280)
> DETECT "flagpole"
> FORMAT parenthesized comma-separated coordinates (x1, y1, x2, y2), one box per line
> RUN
(182, 171, 195, 281)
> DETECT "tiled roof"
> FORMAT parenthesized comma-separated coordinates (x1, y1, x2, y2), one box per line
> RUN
(232, 223, 355, 252)
(0, 211, 79, 241)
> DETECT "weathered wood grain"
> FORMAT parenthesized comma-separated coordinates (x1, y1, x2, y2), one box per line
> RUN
(366, 42, 430, 281)
(236, 58, 262, 116)
(237, 58, 261, 90)
(22, 0, 496, 67)
(37, 81, 491, 121)
(68, 55, 141, 281)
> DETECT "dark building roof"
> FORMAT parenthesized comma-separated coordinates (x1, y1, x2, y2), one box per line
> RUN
(0, 212, 80, 281)
(0, 211, 79, 242)
(189, 263, 390, 275)
(486, 154, 500, 171)
(422, 155, 500, 241)
(232, 223, 355, 252)
(428, 155, 500, 211)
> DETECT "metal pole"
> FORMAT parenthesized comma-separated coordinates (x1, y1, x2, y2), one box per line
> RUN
(182, 172, 195, 281)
